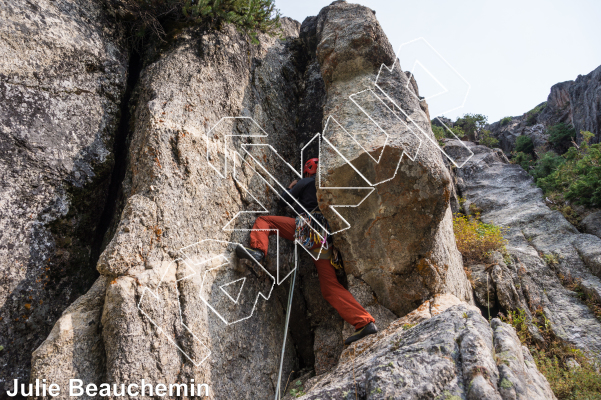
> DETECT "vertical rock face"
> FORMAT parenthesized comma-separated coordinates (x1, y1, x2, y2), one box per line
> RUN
(8, 1, 561, 398)
(569, 65, 601, 143)
(0, 0, 128, 390)
(538, 81, 573, 127)
(312, 1, 473, 317)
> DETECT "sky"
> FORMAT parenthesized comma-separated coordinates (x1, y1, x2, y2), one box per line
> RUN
(276, 0, 601, 123)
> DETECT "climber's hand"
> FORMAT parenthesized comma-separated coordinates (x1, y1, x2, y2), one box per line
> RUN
(288, 180, 298, 189)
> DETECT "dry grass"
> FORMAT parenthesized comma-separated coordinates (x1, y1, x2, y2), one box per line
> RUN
(453, 213, 507, 263)
(501, 308, 601, 399)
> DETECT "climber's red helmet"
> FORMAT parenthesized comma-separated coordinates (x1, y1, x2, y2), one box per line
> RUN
(303, 158, 318, 176)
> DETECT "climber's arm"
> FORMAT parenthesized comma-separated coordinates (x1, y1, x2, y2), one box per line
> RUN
(279, 178, 309, 207)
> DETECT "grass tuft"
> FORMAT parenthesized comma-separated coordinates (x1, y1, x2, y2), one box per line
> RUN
(452, 213, 507, 263)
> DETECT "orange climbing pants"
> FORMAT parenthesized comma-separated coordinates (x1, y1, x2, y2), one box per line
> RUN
(250, 215, 375, 329)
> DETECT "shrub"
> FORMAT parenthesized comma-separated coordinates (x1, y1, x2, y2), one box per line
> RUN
(450, 125, 466, 139)
(515, 135, 534, 155)
(479, 130, 499, 148)
(500, 116, 513, 126)
(536, 354, 601, 399)
(123, 0, 281, 45)
(432, 125, 445, 141)
(531, 151, 565, 181)
(513, 151, 534, 170)
(452, 214, 507, 263)
(538, 132, 601, 207)
(547, 123, 577, 154)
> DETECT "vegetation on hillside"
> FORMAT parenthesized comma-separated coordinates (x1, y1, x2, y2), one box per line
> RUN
(548, 122, 577, 154)
(515, 135, 535, 155)
(512, 129, 601, 209)
(431, 113, 499, 148)
(432, 124, 465, 142)
(502, 307, 601, 399)
(538, 131, 601, 207)
(121, 0, 281, 45)
(454, 113, 488, 141)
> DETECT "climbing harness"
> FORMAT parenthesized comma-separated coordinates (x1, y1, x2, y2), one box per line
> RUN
(294, 210, 330, 249)
(294, 209, 343, 269)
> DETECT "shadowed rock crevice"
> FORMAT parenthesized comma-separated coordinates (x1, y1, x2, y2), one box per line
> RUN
(90, 51, 142, 269)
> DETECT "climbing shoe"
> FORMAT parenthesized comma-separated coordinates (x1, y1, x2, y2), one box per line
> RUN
(344, 322, 378, 345)
(236, 244, 264, 265)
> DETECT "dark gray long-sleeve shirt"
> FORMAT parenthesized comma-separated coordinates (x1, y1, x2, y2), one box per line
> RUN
(279, 176, 318, 214)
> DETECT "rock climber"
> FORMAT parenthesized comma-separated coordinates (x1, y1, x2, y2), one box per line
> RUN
(236, 158, 378, 345)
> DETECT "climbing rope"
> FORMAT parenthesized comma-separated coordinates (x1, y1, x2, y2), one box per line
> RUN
(487, 273, 490, 320)
(275, 245, 298, 400)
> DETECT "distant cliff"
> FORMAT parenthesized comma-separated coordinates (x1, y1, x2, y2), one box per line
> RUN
(488, 65, 601, 153)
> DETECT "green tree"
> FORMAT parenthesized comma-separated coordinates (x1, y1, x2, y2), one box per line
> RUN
(454, 113, 488, 141)
(538, 131, 601, 207)
(547, 123, 577, 154)
(531, 152, 564, 181)
(430, 123, 466, 141)
(432, 125, 445, 141)
(125, 0, 281, 45)
(450, 125, 466, 139)
(479, 130, 499, 148)
(515, 135, 534, 155)
(513, 151, 534, 170)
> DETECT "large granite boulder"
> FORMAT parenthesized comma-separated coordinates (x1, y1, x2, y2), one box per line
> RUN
(313, 1, 473, 317)
(0, 0, 129, 389)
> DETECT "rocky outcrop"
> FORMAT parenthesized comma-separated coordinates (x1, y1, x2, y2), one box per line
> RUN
(0, 0, 129, 390)
(487, 118, 548, 155)
(488, 64, 601, 152)
(295, 296, 555, 400)
(446, 140, 601, 358)
(564, 65, 601, 144)
(537, 81, 573, 128)
(314, 1, 473, 317)
(29, 1, 474, 390)
(582, 211, 601, 239)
